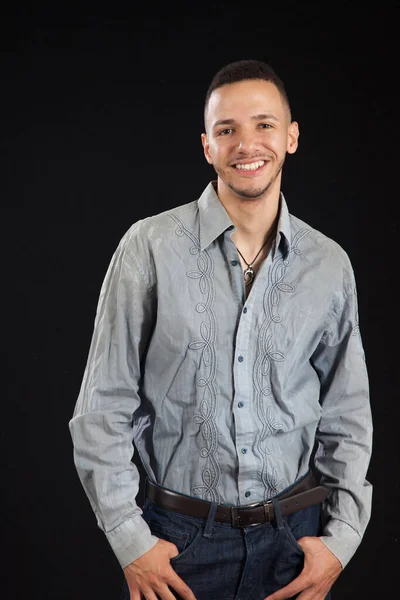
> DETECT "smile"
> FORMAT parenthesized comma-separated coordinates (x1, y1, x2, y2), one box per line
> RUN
(235, 160, 265, 171)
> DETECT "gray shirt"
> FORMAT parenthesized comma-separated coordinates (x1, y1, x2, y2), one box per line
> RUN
(69, 182, 372, 570)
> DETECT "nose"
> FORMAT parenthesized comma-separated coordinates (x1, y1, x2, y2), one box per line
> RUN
(237, 129, 257, 153)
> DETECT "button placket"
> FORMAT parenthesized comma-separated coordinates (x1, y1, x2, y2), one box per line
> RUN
(232, 250, 258, 499)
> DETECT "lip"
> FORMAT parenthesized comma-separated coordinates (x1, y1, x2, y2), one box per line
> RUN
(232, 160, 269, 176)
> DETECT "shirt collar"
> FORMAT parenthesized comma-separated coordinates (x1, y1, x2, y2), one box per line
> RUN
(198, 181, 292, 253)
(198, 182, 234, 252)
(276, 192, 292, 253)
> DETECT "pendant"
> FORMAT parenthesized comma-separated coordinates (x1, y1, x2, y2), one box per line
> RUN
(244, 266, 255, 286)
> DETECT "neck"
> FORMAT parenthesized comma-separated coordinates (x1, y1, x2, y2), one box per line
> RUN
(216, 179, 281, 252)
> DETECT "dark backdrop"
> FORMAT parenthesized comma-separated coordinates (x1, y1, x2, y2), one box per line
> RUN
(3, 6, 398, 599)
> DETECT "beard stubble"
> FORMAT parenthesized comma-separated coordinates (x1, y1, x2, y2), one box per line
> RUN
(216, 157, 286, 200)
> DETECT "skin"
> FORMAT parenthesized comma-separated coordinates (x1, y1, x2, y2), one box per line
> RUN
(264, 537, 342, 600)
(124, 78, 342, 599)
(123, 539, 196, 599)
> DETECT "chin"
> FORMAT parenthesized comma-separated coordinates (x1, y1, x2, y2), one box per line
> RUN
(230, 182, 272, 200)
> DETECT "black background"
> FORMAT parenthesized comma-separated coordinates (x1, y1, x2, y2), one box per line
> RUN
(3, 5, 399, 599)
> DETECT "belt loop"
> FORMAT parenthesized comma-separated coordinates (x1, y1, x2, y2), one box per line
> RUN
(271, 497, 284, 531)
(203, 502, 218, 538)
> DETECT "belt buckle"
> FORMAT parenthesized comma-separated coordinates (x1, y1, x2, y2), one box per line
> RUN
(230, 500, 274, 528)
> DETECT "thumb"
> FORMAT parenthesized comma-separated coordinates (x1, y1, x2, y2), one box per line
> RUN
(159, 539, 179, 559)
(168, 542, 179, 559)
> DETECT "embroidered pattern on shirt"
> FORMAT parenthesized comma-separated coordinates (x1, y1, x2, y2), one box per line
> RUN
(169, 213, 221, 503)
(253, 228, 310, 498)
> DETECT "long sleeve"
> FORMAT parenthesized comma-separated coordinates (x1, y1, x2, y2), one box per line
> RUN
(311, 263, 373, 568)
(69, 224, 159, 568)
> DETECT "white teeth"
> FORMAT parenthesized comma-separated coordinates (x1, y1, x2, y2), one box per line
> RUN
(235, 160, 265, 171)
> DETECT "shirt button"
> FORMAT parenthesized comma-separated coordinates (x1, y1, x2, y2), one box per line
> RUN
(241, 447, 247, 454)
(231, 260, 239, 266)
(238, 355, 244, 362)
(238, 401, 244, 408)
(245, 491, 251, 498)
(243, 307, 247, 313)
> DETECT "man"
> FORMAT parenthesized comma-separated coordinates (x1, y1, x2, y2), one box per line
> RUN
(69, 60, 372, 600)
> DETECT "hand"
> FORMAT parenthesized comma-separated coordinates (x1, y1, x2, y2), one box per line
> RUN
(123, 539, 197, 600)
(264, 536, 342, 600)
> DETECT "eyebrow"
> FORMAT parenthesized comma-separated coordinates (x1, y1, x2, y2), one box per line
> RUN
(212, 113, 280, 129)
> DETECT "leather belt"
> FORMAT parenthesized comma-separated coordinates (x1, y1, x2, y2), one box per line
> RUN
(146, 471, 330, 528)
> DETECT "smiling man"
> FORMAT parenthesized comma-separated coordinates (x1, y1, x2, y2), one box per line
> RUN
(70, 60, 373, 600)
(202, 79, 296, 200)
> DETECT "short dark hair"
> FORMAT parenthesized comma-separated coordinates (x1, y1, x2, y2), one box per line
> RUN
(204, 59, 291, 124)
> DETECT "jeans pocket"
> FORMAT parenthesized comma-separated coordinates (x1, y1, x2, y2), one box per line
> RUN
(282, 519, 305, 556)
(147, 520, 190, 554)
(144, 502, 204, 564)
(170, 526, 203, 564)
(281, 503, 321, 557)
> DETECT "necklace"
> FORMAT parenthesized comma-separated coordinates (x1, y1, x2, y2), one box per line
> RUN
(235, 225, 276, 287)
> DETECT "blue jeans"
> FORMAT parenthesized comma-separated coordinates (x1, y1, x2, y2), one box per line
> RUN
(120, 496, 332, 600)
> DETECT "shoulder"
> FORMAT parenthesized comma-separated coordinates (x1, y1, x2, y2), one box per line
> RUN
(288, 213, 357, 299)
(119, 198, 199, 255)
(289, 213, 353, 273)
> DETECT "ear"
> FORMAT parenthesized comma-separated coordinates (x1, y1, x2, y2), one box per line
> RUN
(201, 132, 213, 164)
(287, 121, 299, 155)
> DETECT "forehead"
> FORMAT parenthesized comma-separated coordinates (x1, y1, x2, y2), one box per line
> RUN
(206, 79, 287, 125)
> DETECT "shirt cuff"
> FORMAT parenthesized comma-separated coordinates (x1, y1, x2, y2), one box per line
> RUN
(105, 514, 159, 568)
(319, 518, 362, 568)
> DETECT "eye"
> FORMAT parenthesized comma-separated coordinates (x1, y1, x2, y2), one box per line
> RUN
(218, 128, 233, 136)
(259, 123, 272, 129)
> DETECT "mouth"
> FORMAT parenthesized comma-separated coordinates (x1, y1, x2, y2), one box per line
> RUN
(232, 159, 268, 176)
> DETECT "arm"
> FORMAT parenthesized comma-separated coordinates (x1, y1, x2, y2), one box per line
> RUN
(311, 264, 373, 568)
(70, 226, 198, 599)
(265, 261, 372, 600)
(69, 224, 159, 568)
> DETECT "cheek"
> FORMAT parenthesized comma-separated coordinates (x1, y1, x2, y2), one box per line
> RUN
(264, 134, 287, 154)
(208, 144, 225, 165)
(272, 144, 288, 161)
